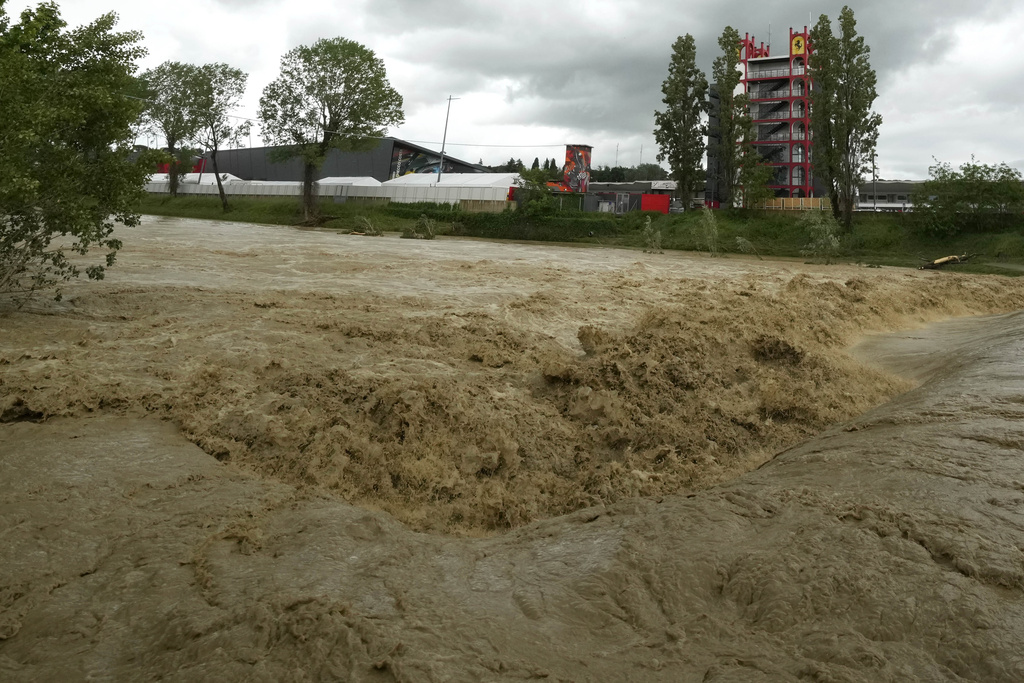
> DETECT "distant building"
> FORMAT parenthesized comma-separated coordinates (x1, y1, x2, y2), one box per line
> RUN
(206, 137, 488, 184)
(857, 180, 923, 212)
(742, 27, 814, 199)
(707, 26, 818, 205)
(588, 180, 676, 214)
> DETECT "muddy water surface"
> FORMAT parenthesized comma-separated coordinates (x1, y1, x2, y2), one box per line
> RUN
(2, 217, 1024, 680)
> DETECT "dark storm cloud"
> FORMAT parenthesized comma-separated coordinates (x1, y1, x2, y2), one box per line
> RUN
(86, 0, 1020, 175)
(340, 0, 1016, 146)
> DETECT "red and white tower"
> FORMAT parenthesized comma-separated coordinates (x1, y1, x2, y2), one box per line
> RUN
(740, 27, 814, 198)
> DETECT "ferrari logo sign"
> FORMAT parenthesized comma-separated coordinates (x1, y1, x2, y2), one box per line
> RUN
(792, 35, 806, 55)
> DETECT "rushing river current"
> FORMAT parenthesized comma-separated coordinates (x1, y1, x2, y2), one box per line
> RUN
(2, 217, 1023, 681)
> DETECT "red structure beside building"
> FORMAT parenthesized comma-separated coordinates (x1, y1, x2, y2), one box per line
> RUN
(155, 158, 207, 175)
(740, 27, 814, 198)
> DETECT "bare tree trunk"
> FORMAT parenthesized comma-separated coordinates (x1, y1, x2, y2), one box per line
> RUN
(168, 137, 179, 198)
(302, 162, 318, 223)
(211, 150, 229, 212)
(842, 193, 854, 232)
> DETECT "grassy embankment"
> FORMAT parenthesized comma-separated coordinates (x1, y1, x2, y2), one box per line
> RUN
(138, 194, 1024, 274)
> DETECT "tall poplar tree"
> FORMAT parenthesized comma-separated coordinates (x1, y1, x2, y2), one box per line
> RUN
(810, 6, 882, 230)
(188, 63, 250, 212)
(709, 26, 751, 207)
(141, 61, 201, 197)
(653, 34, 707, 206)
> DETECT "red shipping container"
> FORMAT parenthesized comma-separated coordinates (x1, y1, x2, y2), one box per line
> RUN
(640, 194, 670, 214)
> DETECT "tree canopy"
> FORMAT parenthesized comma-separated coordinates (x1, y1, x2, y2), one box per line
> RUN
(189, 62, 250, 211)
(259, 37, 404, 221)
(912, 158, 1024, 235)
(654, 34, 708, 202)
(810, 6, 882, 230)
(1, 2, 148, 301)
(140, 61, 202, 197)
(709, 26, 751, 207)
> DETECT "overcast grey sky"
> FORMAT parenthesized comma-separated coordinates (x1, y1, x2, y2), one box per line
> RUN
(32, 0, 1024, 178)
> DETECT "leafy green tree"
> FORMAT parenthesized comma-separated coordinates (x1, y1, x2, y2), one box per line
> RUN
(626, 164, 670, 182)
(913, 157, 1024, 235)
(531, 157, 540, 170)
(188, 62, 251, 212)
(514, 168, 556, 217)
(654, 34, 708, 205)
(141, 61, 202, 197)
(696, 207, 721, 256)
(800, 210, 842, 263)
(738, 150, 775, 209)
(1, 2, 148, 301)
(810, 7, 882, 230)
(808, 16, 840, 218)
(494, 157, 527, 173)
(709, 26, 751, 207)
(259, 37, 404, 221)
(590, 165, 627, 182)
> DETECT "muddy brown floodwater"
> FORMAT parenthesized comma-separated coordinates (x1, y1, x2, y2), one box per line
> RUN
(2, 216, 1024, 681)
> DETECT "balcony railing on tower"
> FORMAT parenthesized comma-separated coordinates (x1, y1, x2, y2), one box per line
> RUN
(754, 110, 789, 121)
(747, 67, 792, 79)
(750, 88, 790, 100)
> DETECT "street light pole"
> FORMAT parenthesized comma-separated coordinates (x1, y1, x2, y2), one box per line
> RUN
(437, 95, 460, 184)
(872, 151, 877, 212)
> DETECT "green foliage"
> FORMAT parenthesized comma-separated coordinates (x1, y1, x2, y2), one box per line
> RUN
(258, 37, 404, 221)
(697, 207, 721, 256)
(189, 62, 251, 212)
(810, 7, 882, 230)
(515, 168, 557, 217)
(591, 165, 627, 182)
(141, 61, 204, 197)
(1, 2, 148, 301)
(494, 157, 526, 173)
(653, 34, 707, 197)
(800, 210, 842, 263)
(590, 164, 669, 182)
(912, 157, 1024, 236)
(402, 214, 436, 240)
(738, 154, 775, 209)
(641, 216, 663, 253)
(710, 26, 751, 207)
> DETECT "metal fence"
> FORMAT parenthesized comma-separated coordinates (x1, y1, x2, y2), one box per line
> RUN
(145, 180, 514, 212)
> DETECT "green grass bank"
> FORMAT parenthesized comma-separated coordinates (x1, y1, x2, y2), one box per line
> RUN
(138, 194, 1024, 275)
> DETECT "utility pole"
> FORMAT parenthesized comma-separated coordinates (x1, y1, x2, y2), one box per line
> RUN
(437, 95, 460, 183)
(872, 151, 877, 212)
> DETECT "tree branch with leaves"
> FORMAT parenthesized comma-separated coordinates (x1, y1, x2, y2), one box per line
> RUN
(140, 61, 202, 197)
(1, 2, 148, 302)
(258, 37, 404, 222)
(189, 63, 250, 212)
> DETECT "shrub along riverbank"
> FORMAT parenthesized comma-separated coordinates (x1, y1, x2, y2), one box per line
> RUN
(137, 194, 1024, 274)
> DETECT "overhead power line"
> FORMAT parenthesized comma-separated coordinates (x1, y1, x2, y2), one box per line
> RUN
(125, 94, 569, 150)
